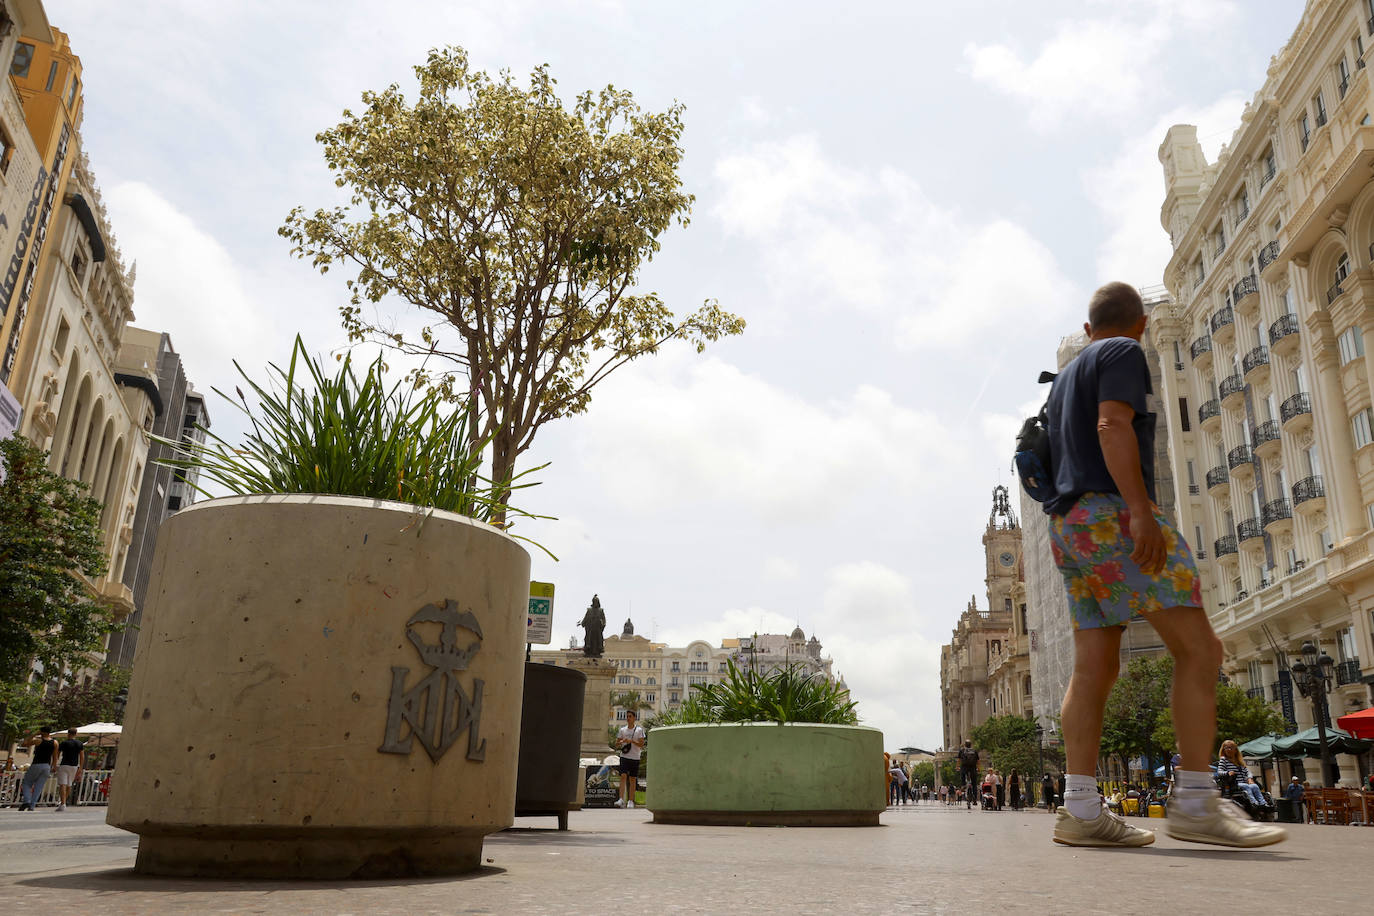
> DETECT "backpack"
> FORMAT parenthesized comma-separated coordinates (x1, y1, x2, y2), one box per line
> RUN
(1013, 371, 1058, 503)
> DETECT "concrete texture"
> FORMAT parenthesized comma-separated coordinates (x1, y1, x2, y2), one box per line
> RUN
(647, 723, 885, 825)
(108, 495, 531, 877)
(3, 804, 1367, 914)
(566, 657, 617, 758)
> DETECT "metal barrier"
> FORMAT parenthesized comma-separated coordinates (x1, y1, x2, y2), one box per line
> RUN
(0, 769, 113, 807)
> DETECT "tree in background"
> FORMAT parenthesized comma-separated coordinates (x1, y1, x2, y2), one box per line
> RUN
(609, 689, 654, 721)
(281, 47, 745, 523)
(38, 666, 131, 729)
(0, 436, 115, 687)
(970, 714, 1042, 776)
(0, 682, 44, 749)
(1152, 679, 1289, 753)
(1100, 656, 1173, 775)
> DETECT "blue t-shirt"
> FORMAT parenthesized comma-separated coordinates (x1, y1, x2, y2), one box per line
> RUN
(1044, 337, 1156, 516)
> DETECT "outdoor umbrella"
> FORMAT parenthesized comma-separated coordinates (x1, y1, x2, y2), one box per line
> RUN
(1269, 725, 1372, 758)
(1238, 734, 1282, 760)
(1154, 764, 1216, 777)
(1335, 707, 1374, 740)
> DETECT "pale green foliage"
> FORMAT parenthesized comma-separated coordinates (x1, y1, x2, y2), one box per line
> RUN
(669, 661, 859, 725)
(280, 47, 745, 520)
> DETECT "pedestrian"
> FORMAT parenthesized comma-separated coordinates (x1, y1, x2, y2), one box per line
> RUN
(1041, 282, 1286, 849)
(939, 783, 947, 805)
(1042, 773, 1057, 812)
(1283, 776, 1305, 822)
(18, 728, 56, 811)
(1009, 768, 1022, 811)
(956, 741, 979, 807)
(613, 710, 645, 809)
(888, 758, 908, 805)
(984, 767, 1003, 810)
(54, 728, 85, 812)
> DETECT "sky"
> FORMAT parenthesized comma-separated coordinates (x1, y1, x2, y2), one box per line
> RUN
(48, 0, 1308, 751)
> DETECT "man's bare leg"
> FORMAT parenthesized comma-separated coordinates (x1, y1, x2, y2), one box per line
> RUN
(1140, 606, 1222, 772)
(1061, 625, 1124, 776)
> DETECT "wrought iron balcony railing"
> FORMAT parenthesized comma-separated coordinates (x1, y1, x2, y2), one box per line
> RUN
(1327, 280, 1346, 304)
(1237, 518, 1263, 541)
(1242, 346, 1269, 374)
(1260, 166, 1277, 189)
(1198, 399, 1221, 424)
(1246, 687, 1265, 700)
(1214, 534, 1238, 557)
(1233, 274, 1258, 301)
(1316, 109, 1328, 128)
(1258, 240, 1280, 270)
(1269, 681, 1282, 702)
(1211, 306, 1235, 333)
(1292, 475, 1325, 504)
(1261, 498, 1292, 527)
(1191, 336, 1213, 360)
(1280, 392, 1311, 423)
(1335, 659, 1362, 686)
(1206, 466, 1229, 489)
(1220, 374, 1245, 400)
(1214, 238, 1227, 258)
(1268, 313, 1299, 346)
(1228, 445, 1253, 469)
(1252, 420, 1280, 449)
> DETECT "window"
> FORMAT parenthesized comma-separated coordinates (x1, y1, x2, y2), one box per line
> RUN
(10, 42, 34, 78)
(1339, 56, 1352, 98)
(646, 677, 655, 685)
(1300, 112, 1312, 151)
(1339, 325, 1364, 364)
(1353, 408, 1374, 449)
(66, 76, 78, 109)
(1261, 147, 1277, 186)
(53, 316, 70, 355)
(1318, 529, 1333, 555)
(1194, 258, 1205, 287)
(1194, 525, 1205, 555)
(1235, 189, 1250, 222)
(718, 662, 727, 672)
(1338, 627, 1357, 662)
(44, 60, 57, 92)
(1213, 224, 1226, 256)
(645, 693, 655, 703)
(167, 495, 183, 512)
(1315, 91, 1328, 126)
(671, 661, 679, 672)
(1247, 660, 1263, 688)
(70, 246, 88, 285)
(1367, 502, 1374, 529)
(1335, 253, 1351, 287)
(1180, 398, 1191, 432)
(1282, 288, 1296, 316)
(670, 691, 678, 703)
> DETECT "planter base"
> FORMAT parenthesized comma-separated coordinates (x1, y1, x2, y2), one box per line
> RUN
(133, 829, 483, 879)
(651, 810, 880, 827)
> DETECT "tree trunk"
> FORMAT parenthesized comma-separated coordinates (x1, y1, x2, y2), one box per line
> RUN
(489, 430, 516, 528)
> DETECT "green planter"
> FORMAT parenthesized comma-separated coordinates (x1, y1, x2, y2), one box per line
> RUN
(645, 722, 885, 826)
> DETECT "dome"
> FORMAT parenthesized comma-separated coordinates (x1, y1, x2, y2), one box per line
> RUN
(790, 626, 805, 641)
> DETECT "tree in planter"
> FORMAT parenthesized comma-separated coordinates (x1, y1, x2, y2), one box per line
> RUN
(280, 47, 745, 522)
(0, 436, 116, 688)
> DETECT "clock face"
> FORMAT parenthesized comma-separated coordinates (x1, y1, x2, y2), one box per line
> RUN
(999, 551, 1016, 568)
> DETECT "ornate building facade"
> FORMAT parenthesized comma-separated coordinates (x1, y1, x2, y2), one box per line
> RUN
(1153, 0, 1374, 777)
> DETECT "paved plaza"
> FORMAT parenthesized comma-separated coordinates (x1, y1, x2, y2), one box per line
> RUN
(0, 803, 1366, 914)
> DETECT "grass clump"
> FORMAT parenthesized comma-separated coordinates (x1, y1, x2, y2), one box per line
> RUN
(650, 660, 858, 726)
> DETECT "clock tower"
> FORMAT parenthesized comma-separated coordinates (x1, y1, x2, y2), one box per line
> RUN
(983, 485, 1022, 622)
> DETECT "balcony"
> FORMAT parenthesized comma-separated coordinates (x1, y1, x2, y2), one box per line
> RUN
(1214, 534, 1239, 558)
(1340, 76, 1350, 99)
(1258, 240, 1281, 271)
(1228, 444, 1254, 480)
(1335, 659, 1362, 686)
(1198, 398, 1222, 430)
(1262, 497, 1292, 534)
(1292, 475, 1326, 513)
(1280, 391, 1312, 431)
(1268, 313, 1300, 355)
(1210, 305, 1236, 343)
(1269, 681, 1282, 703)
(1220, 372, 1246, 407)
(1237, 517, 1264, 544)
(1260, 165, 1277, 191)
(1327, 279, 1346, 304)
(1205, 465, 1230, 491)
(1252, 419, 1281, 459)
(1301, 129, 1311, 153)
(1246, 687, 1266, 700)
(1214, 238, 1227, 258)
(1242, 345, 1269, 383)
(1233, 275, 1260, 314)
(1316, 109, 1328, 128)
(1190, 335, 1213, 363)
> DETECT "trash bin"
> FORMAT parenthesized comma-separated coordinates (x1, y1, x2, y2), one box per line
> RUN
(1275, 798, 1300, 823)
(1148, 803, 1166, 818)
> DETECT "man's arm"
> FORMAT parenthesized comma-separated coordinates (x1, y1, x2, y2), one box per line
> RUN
(1097, 399, 1165, 574)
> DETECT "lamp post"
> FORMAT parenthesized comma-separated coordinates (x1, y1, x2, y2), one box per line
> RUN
(1290, 640, 1338, 786)
(1034, 723, 1045, 806)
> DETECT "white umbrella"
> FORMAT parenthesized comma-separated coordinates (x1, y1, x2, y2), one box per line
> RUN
(73, 722, 122, 736)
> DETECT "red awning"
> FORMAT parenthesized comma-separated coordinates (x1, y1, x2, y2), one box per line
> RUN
(1336, 707, 1374, 740)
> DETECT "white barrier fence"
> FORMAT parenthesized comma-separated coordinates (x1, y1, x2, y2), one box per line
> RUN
(0, 769, 113, 807)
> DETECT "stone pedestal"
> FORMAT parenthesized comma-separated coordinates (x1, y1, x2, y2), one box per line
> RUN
(566, 657, 618, 759)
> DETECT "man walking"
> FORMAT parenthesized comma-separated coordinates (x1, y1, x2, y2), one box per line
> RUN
(614, 710, 645, 809)
(54, 728, 85, 812)
(956, 741, 979, 809)
(18, 727, 56, 811)
(1042, 282, 1285, 848)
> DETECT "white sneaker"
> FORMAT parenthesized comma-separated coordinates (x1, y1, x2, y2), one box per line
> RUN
(627, 800, 635, 809)
(1167, 794, 1287, 847)
(56, 804, 65, 812)
(614, 799, 626, 808)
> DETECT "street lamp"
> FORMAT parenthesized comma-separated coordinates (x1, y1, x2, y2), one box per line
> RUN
(1290, 640, 1338, 786)
(1034, 723, 1045, 806)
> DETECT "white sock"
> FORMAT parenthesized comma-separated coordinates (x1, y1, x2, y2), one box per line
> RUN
(1175, 769, 1215, 791)
(1172, 770, 1217, 816)
(1063, 774, 1101, 819)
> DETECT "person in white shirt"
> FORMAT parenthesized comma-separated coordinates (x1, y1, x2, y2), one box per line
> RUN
(614, 711, 646, 809)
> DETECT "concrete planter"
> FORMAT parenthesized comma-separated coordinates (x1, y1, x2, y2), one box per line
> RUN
(646, 722, 885, 826)
(106, 494, 530, 878)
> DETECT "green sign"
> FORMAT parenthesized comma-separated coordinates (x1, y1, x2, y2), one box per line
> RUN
(527, 581, 554, 645)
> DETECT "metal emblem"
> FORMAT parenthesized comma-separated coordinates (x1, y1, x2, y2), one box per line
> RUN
(378, 599, 487, 763)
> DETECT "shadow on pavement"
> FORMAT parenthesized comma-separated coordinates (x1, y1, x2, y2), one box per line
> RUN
(490, 829, 628, 847)
(1066, 847, 1307, 862)
(17, 865, 507, 892)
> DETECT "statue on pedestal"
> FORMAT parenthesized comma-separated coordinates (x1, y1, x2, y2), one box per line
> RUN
(578, 595, 606, 658)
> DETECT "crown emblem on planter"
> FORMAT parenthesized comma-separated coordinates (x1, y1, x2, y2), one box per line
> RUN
(405, 599, 484, 672)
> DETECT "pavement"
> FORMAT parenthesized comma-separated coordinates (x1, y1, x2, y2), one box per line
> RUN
(0, 803, 1366, 914)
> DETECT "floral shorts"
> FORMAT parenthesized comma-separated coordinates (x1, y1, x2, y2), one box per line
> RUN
(1049, 493, 1203, 630)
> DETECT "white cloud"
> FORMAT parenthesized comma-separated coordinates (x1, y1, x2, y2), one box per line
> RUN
(712, 135, 1078, 351)
(1085, 94, 1249, 284)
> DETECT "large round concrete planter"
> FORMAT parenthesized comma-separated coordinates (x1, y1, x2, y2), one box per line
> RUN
(106, 495, 530, 878)
(646, 723, 885, 826)
(514, 662, 586, 829)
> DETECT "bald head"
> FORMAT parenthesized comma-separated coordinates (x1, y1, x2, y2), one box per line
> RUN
(1087, 281, 1145, 334)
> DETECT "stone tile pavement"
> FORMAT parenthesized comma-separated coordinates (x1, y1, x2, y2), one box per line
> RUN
(0, 803, 1366, 914)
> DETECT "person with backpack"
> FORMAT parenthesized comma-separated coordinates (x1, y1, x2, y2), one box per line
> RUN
(1030, 282, 1286, 849)
(955, 741, 980, 810)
